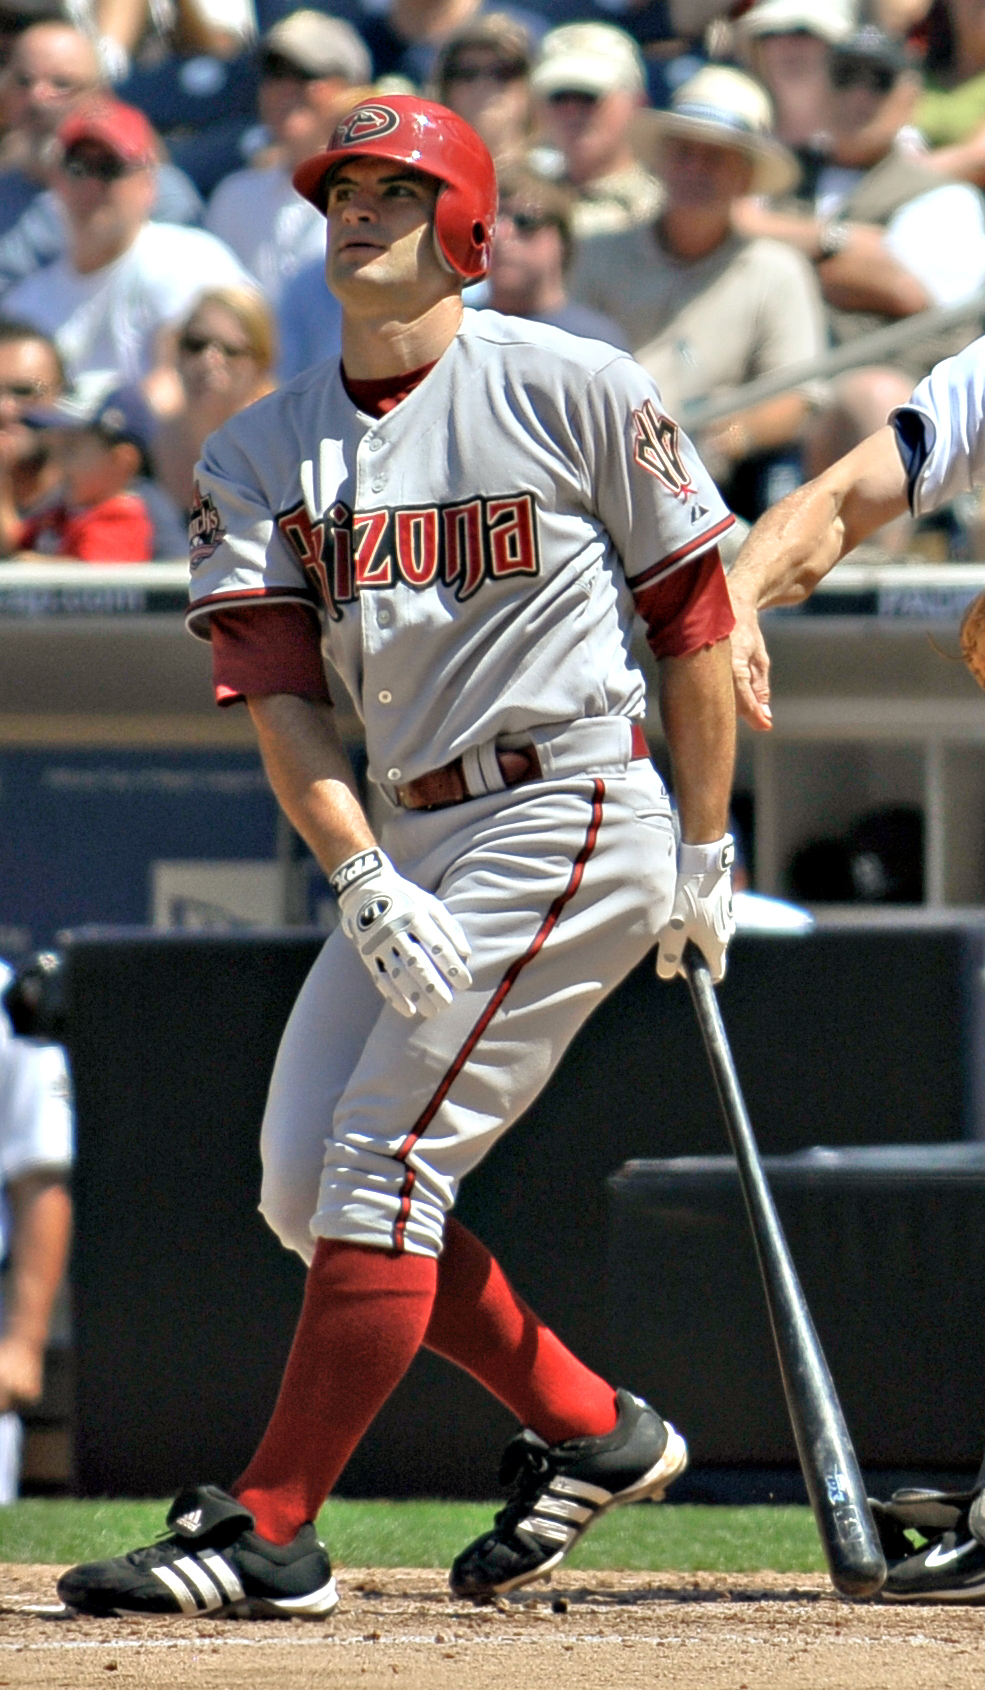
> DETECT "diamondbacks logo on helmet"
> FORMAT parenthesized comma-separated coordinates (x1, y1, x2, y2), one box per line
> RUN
(631, 400, 695, 498)
(334, 104, 400, 147)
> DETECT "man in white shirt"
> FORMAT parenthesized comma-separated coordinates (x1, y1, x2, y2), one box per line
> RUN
(205, 11, 370, 305)
(5, 95, 252, 410)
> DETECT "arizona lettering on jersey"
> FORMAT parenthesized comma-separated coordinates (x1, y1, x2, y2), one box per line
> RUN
(187, 310, 733, 787)
(277, 492, 540, 616)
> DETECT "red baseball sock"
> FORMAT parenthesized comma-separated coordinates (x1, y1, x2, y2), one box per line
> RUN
(424, 1217, 618, 1445)
(233, 1238, 437, 1544)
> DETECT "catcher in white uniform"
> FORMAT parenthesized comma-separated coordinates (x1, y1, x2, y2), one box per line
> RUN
(727, 331, 985, 1604)
(60, 97, 738, 1620)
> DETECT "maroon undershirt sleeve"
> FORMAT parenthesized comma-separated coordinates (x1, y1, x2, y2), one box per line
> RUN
(209, 603, 332, 707)
(632, 547, 735, 661)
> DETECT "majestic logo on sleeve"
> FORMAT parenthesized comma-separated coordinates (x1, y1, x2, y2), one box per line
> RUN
(188, 483, 226, 567)
(632, 399, 695, 498)
(276, 493, 541, 619)
(333, 104, 401, 146)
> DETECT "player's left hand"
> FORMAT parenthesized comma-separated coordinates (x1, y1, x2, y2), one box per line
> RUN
(656, 836, 735, 984)
(730, 597, 773, 732)
(331, 847, 473, 1019)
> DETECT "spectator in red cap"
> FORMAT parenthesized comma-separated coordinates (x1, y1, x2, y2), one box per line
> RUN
(3, 96, 252, 413)
(0, 19, 202, 284)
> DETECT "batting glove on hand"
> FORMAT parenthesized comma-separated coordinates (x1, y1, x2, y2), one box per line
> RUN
(656, 835, 735, 985)
(331, 847, 472, 1019)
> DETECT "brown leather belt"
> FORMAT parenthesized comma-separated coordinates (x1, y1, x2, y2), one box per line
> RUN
(395, 722, 650, 811)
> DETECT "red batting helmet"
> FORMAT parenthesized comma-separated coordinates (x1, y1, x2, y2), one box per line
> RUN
(293, 95, 497, 281)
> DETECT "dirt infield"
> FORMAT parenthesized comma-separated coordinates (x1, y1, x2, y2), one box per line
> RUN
(0, 1564, 983, 1688)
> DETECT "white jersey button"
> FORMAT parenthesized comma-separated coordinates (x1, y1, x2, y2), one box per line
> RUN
(377, 607, 392, 626)
(378, 689, 392, 704)
(371, 478, 386, 493)
(368, 436, 384, 452)
(387, 767, 401, 781)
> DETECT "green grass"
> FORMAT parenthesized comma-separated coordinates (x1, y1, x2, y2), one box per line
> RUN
(0, 1499, 825, 1573)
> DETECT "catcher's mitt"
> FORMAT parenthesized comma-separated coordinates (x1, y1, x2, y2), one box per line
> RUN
(961, 588, 985, 691)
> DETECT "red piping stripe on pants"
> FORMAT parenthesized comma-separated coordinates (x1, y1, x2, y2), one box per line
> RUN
(391, 779, 606, 1251)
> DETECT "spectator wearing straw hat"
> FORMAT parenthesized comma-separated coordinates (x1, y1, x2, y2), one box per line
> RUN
(570, 64, 826, 517)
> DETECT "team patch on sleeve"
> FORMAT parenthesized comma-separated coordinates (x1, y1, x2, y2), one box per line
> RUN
(631, 399, 696, 498)
(189, 483, 227, 568)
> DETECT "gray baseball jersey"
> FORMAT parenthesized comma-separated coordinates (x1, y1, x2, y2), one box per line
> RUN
(893, 332, 985, 515)
(187, 308, 734, 1257)
(186, 309, 733, 792)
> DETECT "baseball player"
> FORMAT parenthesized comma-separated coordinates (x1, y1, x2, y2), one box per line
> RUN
(58, 97, 738, 1620)
(727, 330, 985, 1602)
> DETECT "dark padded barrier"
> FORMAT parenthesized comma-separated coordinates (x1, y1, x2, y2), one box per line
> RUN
(65, 923, 985, 1497)
(607, 1147, 985, 1471)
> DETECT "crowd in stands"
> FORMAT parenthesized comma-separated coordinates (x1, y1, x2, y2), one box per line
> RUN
(0, 0, 981, 559)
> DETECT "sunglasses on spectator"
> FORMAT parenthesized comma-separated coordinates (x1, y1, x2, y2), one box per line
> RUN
(501, 207, 554, 235)
(447, 59, 528, 84)
(62, 151, 135, 182)
(261, 52, 322, 81)
(830, 59, 896, 94)
(546, 88, 600, 106)
(0, 380, 52, 402)
(179, 333, 254, 359)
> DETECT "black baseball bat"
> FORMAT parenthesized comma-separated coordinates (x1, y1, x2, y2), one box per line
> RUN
(683, 944, 886, 1599)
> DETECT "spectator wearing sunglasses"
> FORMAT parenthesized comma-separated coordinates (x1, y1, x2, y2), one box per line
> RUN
(530, 24, 662, 239)
(0, 23, 204, 301)
(432, 15, 534, 167)
(486, 165, 629, 344)
(3, 97, 251, 415)
(154, 285, 276, 513)
(356, 0, 548, 92)
(904, 0, 985, 191)
(204, 13, 371, 305)
(736, 25, 985, 473)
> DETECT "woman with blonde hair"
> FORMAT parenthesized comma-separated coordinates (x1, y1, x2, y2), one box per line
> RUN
(154, 287, 277, 515)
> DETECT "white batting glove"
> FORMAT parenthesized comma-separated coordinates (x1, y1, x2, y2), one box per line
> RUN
(656, 835, 736, 984)
(331, 847, 472, 1019)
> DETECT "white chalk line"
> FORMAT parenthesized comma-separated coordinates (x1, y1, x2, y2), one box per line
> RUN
(0, 1629, 960, 1654)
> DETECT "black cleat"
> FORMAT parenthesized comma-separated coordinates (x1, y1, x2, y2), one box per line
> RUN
(881, 1528, 985, 1603)
(56, 1484, 339, 1619)
(449, 1389, 687, 1600)
(871, 1485, 985, 1603)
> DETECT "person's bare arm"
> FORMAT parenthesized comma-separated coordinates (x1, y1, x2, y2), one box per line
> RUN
(699, 392, 808, 483)
(247, 695, 375, 877)
(818, 226, 930, 316)
(658, 638, 736, 843)
(727, 424, 909, 730)
(0, 1172, 71, 1410)
(732, 203, 930, 316)
(922, 120, 985, 190)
